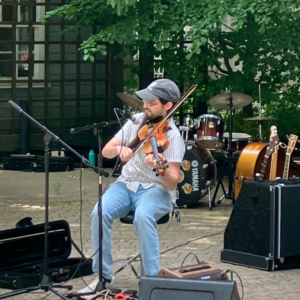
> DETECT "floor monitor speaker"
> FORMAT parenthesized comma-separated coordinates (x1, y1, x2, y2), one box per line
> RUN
(139, 276, 240, 300)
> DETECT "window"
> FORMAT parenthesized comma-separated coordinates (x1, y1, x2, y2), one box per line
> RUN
(0, 0, 45, 81)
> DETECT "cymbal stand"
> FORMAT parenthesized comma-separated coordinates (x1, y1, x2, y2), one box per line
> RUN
(211, 97, 236, 207)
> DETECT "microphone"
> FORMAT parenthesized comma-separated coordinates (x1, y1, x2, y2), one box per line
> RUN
(115, 108, 143, 124)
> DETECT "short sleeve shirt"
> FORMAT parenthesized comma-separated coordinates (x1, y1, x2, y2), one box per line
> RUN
(115, 113, 185, 202)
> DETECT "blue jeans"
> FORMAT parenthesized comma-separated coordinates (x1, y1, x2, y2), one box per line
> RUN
(90, 182, 173, 279)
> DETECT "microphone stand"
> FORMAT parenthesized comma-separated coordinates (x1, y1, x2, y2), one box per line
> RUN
(66, 114, 124, 298)
(4, 100, 119, 300)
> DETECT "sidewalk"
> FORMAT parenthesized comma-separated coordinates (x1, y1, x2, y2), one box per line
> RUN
(0, 168, 299, 300)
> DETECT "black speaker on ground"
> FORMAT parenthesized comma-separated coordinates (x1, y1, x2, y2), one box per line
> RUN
(221, 181, 300, 270)
(139, 276, 240, 300)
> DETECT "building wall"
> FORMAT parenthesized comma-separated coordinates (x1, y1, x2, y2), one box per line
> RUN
(0, 0, 123, 154)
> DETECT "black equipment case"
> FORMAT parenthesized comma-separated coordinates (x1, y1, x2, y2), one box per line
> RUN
(221, 181, 300, 271)
(0, 220, 93, 290)
(3, 154, 74, 172)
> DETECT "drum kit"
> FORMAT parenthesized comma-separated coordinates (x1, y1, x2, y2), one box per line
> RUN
(116, 91, 277, 210)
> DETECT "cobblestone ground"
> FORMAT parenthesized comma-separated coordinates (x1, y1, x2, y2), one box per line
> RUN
(0, 168, 300, 300)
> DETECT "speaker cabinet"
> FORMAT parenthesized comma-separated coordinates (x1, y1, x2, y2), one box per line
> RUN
(221, 181, 300, 270)
(139, 276, 240, 300)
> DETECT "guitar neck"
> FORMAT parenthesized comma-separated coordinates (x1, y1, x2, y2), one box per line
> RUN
(283, 153, 291, 180)
(282, 134, 298, 180)
(258, 154, 269, 180)
(269, 149, 278, 181)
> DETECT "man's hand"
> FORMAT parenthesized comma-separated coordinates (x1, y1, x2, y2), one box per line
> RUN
(145, 153, 165, 169)
(118, 146, 133, 163)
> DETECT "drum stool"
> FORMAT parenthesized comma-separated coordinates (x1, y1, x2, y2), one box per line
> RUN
(114, 211, 169, 279)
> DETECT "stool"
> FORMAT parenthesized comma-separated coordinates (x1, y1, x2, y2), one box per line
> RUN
(114, 211, 169, 279)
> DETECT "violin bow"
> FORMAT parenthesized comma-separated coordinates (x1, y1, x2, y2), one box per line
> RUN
(133, 84, 198, 153)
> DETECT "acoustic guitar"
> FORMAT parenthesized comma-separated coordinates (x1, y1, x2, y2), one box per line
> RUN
(234, 134, 300, 199)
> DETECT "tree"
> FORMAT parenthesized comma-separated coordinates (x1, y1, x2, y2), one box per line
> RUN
(43, 0, 300, 138)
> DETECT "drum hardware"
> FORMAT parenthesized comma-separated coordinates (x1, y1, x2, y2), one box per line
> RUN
(209, 92, 254, 206)
(243, 84, 277, 141)
(243, 116, 278, 121)
(179, 114, 195, 143)
(208, 92, 253, 110)
(117, 92, 145, 111)
(222, 132, 252, 152)
(244, 117, 278, 142)
(179, 125, 191, 142)
(205, 180, 214, 210)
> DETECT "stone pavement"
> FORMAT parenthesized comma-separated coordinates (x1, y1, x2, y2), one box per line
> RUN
(0, 168, 300, 300)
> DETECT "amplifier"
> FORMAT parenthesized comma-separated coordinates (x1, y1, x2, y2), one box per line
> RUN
(139, 276, 240, 300)
(158, 261, 228, 281)
(221, 181, 300, 270)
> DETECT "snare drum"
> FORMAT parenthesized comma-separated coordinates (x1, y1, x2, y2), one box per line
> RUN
(194, 114, 224, 149)
(223, 132, 252, 152)
(176, 142, 217, 207)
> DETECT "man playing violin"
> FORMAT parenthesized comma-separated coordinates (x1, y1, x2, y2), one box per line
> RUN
(79, 79, 185, 293)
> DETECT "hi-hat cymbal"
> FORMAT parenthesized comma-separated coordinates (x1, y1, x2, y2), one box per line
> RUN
(243, 116, 278, 121)
(209, 92, 253, 110)
(117, 92, 144, 111)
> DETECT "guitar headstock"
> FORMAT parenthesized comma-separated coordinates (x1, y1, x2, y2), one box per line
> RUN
(266, 126, 280, 157)
(286, 134, 298, 155)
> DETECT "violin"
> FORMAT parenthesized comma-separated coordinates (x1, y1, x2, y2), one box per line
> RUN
(138, 119, 170, 176)
(111, 84, 198, 177)
(138, 119, 170, 154)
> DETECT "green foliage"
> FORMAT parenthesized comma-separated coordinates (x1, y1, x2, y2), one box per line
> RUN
(43, 0, 300, 136)
(263, 92, 300, 143)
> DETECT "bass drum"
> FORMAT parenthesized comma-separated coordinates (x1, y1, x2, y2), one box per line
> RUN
(176, 142, 217, 207)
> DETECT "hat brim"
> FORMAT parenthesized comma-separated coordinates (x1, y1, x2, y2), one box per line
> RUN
(135, 89, 158, 101)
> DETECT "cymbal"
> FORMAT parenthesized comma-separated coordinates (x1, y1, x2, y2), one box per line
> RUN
(209, 92, 253, 110)
(243, 116, 278, 121)
(117, 92, 144, 111)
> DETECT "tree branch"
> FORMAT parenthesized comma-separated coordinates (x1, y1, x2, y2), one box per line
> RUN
(214, 33, 234, 73)
(214, 62, 230, 75)
(222, 23, 236, 32)
(216, 31, 235, 48)
(208, 69, 224, 78)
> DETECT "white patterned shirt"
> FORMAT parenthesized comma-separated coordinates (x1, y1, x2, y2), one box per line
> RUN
(115, 113, 185, 202)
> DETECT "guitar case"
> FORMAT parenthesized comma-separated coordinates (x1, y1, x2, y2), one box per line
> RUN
(0, 220, 93, 290)
(3, 154, 74, 172)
